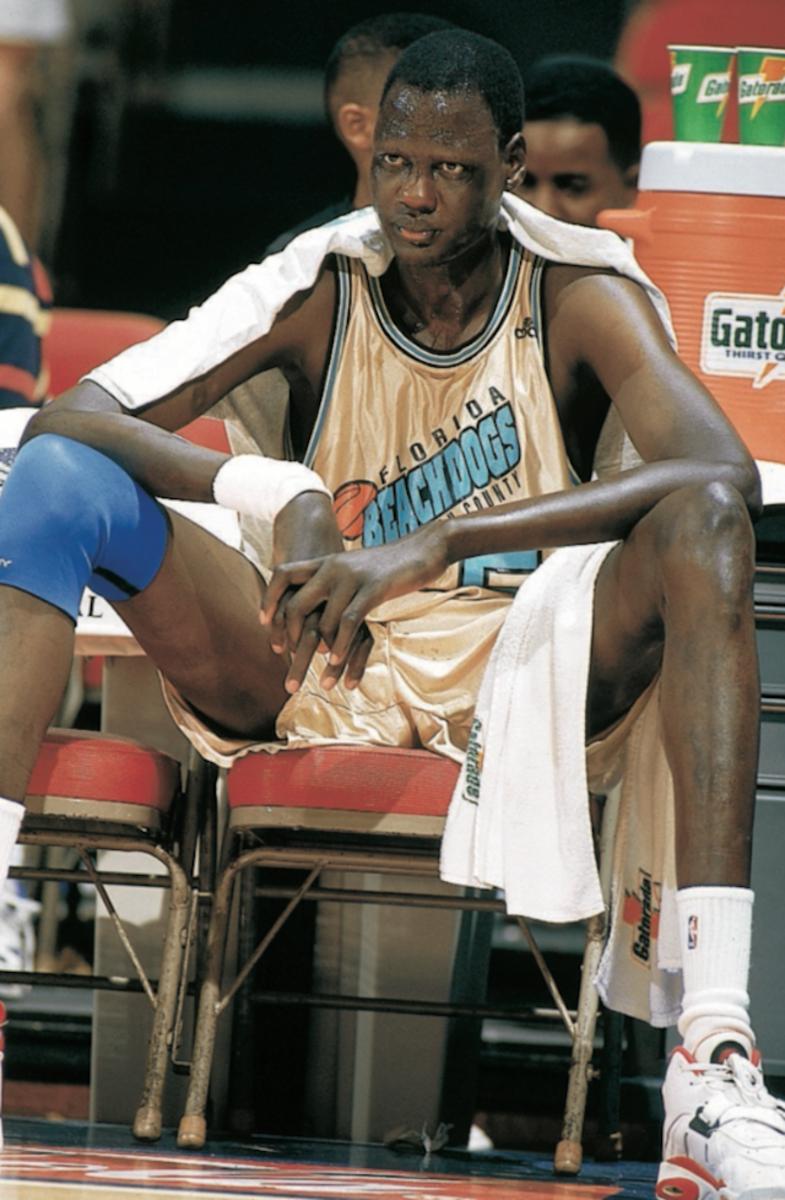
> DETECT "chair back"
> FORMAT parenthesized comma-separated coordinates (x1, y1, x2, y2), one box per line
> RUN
(43, 306, 230, 452)
(45, 307, 165, 397)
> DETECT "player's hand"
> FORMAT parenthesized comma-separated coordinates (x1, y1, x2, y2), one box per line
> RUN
(268, 490, 373, 692)
(273, 490, 343, 564)
(260, 523, 449, 688)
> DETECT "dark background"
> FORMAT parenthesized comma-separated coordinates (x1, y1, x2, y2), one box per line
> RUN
(52, 0, 630, 320)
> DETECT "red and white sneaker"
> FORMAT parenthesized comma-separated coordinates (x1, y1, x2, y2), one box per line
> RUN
(657, 1045, 785, 1199)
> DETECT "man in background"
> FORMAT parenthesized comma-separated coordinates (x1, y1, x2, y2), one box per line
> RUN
(518, 55, 640, 227)
(266, 11, 454, 254)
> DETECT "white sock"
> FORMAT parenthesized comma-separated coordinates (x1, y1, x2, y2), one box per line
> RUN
(0, 798, 23, 896)
(677, 885, 755, 1061)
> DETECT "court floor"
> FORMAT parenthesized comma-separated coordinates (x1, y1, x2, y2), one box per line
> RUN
(0, 1118, 657, 1199)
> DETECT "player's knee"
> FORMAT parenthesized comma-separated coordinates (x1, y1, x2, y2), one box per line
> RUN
(6, 434, 105, 535)
(661, 480, 754, 593)
(0, 434, 168, 621)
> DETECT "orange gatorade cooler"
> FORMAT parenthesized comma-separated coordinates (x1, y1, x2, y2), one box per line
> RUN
(598, 142, 785, 463)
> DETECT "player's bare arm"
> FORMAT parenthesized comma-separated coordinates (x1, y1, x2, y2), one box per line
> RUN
(22, 264, 339, 504)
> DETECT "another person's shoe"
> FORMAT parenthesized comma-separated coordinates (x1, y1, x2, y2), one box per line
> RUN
(0, 998, 6, 1151)
(657, 1045, 785, 1199)
(0, 890, 39, 997)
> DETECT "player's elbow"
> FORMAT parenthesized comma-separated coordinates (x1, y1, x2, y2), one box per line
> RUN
(723, 457, 762, 522)
(22, 382, 122, 447)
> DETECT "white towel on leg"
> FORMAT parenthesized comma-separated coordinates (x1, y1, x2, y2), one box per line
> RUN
(440, 541, 616, 922)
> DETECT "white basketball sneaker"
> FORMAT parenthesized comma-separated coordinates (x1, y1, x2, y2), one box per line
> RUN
(657, 1045, 785, 1199)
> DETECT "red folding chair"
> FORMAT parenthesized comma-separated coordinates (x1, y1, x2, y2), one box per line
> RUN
(1, 307, 227, 1138)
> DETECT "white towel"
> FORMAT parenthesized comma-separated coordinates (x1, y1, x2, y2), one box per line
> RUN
(85, 194, 676, 411)
(440, 541, 616, 922)
(439, 540, 685, 1026)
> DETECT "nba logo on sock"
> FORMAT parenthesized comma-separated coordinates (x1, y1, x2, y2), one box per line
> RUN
(687, 914, 698, 950)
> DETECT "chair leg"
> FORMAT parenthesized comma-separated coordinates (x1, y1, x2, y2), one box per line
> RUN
(133, 856, 192, 1141)
(177, 863, 238, 1149)
(554, 910, 606, 1175)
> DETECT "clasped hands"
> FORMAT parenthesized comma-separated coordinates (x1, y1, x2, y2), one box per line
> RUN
(260, 494, 447, 695)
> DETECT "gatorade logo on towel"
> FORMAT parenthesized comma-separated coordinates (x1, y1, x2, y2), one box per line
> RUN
(701, 287, 785, 389)
(462, 716, 484, 805)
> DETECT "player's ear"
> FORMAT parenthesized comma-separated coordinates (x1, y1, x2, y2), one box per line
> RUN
(623, 160, 639, 194)
(336, 102, 376, 153)
(503, 132, 526, 192)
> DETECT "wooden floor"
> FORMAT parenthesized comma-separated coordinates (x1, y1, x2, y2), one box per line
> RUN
(0, 1118, 658, 1199)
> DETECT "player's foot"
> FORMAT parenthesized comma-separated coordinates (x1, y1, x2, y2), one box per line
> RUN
(656, 1045, 785, 1199)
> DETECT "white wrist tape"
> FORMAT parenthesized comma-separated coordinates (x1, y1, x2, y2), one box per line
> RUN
(212, 454, 332, 522)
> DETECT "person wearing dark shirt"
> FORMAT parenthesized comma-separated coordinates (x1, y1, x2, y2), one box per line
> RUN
(518, 55, 640, 228)
(0, 206, 50, 408)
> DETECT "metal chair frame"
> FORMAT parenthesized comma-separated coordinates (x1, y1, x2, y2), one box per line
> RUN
(1, 736, 212, 1141)
(176, 746, 618, 1175)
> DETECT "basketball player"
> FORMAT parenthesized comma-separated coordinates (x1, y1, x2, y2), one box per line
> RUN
(518, 55, 640, 227)
(0, 28, 783, 1193)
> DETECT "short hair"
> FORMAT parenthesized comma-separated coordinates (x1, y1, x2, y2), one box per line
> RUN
(381, 29, 524, 148)
(324, 12, 454, 110)
(524, 55, 641, 171)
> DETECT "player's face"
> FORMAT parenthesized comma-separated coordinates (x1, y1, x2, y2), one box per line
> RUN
(371, 84, 518, 267)
(518, 118, 637, 227)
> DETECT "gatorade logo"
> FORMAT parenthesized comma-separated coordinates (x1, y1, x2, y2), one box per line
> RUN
(701, 288, 785, 389)
(739, 66, 785, 112)
(461, 717, 484, 805)
(670, 63, 691, 95)
(696, 73, 730, 103)
(622, 869, 661, 964)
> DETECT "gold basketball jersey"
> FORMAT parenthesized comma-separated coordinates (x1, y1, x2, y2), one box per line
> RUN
(305, 240, 576, 596)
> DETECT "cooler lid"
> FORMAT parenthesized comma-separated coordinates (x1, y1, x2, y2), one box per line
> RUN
(639, 141, 785, 198)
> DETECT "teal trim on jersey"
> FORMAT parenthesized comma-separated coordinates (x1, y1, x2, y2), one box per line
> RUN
(529, 253, 582, 489)
(459, 549, 539, 590)
(303, 255, 351, 469)
(368, 241, 523, 368)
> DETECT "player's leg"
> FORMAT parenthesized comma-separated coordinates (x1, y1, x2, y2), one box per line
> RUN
(0, 431, 288, 803)
(589, 478, 757, 891)
(589, 479, 785, 1198)
(114, 505, 290, 738)
(0, 433, 291, 1144)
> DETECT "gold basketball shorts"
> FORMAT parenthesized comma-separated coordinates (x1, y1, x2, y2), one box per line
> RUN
(159, 587, 512, 769)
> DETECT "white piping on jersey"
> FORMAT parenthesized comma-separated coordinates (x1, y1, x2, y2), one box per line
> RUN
(528, 254, 582, 489)
(303, 255, 351, 468)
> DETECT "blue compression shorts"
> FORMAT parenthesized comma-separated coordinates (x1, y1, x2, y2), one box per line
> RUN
(0, 434, 169, 621)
